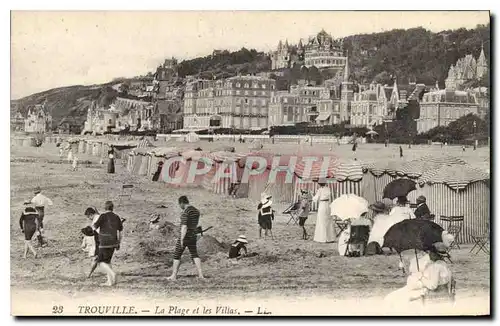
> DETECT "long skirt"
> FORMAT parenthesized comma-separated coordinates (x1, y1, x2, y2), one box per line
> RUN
(313, 201, 335, 243)
(107, 159, 115, 174)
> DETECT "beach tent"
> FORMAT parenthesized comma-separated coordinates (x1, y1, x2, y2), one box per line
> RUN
(202, 151, 247, 195)
(170, 149, 210, 188)
(185, 132, 200, 143)
(240, 152, 298, 204)
(154, 147, 182, 183)
(410, 164, 489, 244)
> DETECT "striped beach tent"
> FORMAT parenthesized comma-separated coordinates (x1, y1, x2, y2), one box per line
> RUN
(360, 159, 404, 203)
(170, 149, 210, 188)
(202, 151, 247, 195)
(293, 156, 340, 211)
(397, 156, 467, 179)
(409, 164, 490, 244)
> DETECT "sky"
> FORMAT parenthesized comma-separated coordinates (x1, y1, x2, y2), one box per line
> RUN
(11, 11, 490, 99)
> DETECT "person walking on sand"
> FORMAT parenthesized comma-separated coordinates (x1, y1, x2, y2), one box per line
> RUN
(312, 182, 335, 243)
(167, 196, 204, 281)
(107, 147, 115, 174)
(91, 201, 123, 286)
(399, 146, 404, 158)
(27, 187, 53, 241)
(72, 156, 79, 171)
(19, 207, 39, 258)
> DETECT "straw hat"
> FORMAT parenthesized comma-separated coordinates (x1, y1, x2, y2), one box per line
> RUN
(236, 235, 248, 244)
(34, 186, 41, 194)
(369, 201, 386, 213)
(417, 195, 426, 203)
(261, 193, 272, 201)
(432, 242, 450, 257)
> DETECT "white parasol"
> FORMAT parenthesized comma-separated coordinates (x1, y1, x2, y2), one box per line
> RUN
(330, 194, 369, 220)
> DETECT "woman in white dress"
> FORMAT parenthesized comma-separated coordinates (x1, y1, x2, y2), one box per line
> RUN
(312, 182, 335, 243)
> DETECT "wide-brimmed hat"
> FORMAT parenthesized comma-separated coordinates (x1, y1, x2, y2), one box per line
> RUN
(432, 242, 450, 257)
(261, 193, 272, 200)
(34, 187, 41, 194)
(149, 213, 161, 223)
(369, 201, 386, 213)
(417, 195, 426, 203)
(236, 235, 248, 244)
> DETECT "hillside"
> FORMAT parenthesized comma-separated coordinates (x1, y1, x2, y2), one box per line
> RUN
(343, 24, 490, 86)
(12, 83, 119, 130)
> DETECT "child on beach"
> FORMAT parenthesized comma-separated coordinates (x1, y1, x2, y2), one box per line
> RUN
(228, 235, 248, 259)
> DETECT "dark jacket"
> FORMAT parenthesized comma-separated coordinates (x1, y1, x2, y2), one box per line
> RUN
(414, 203, 431, 220)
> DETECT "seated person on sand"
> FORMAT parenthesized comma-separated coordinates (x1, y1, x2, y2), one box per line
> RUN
(228, 235, 248, 259)
(384, 242, 452, 304)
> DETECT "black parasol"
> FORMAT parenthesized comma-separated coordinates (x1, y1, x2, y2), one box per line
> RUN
(382, 179, 417, 199)
(383, 219, 444, 272)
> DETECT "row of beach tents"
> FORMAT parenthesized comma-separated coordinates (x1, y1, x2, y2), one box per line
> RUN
(18, 135, 490, 244)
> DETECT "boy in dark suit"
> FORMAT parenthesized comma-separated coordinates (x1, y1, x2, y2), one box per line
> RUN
(414, 196, 431, 220)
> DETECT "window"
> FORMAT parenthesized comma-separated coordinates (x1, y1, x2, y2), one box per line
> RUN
(245, 91, 249, 95)
(262, 91, 266, 96)
(244, 83, 249, 88)
(236, 83, 241, 88)
(254, 91, 257, 96)
(108, 119, 112, 124)
(284, 98, 288, 104)
(245, 98, 249, 104)
(236, 90, 241, 95)
(261, 84, 266, 89)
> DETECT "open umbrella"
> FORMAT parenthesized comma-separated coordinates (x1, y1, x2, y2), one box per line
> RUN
(330, 194, 369, 220)
(382, 179, 416, 199)
(383, 219, 444, 272)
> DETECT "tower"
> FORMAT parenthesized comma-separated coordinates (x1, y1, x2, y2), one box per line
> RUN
(340, 54, 354, 122)
(476, 43, 488, 80)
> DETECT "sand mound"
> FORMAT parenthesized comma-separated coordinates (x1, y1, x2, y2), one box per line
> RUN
(130, 221, 226, 261)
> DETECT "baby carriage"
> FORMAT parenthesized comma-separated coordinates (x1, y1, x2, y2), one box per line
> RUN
(339, 224, 371, 257)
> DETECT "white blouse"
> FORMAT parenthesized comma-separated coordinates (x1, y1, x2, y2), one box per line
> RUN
(313, 187, 331, 202)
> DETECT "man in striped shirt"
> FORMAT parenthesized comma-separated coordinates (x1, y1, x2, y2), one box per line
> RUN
(167, 196, 205, 281)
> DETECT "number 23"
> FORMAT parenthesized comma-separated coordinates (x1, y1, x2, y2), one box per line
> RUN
(52, 306, 63, 314)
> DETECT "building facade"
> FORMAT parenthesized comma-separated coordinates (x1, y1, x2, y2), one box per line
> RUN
(153, 57, 183, 131)
(350, 83, 387, 127)
(269, 30, 347, 73)
(270, 40, 304, 70)
(445, 46, 488, 90)
(183, 75, 276, 130)
(113, 97, 155, 130)
(24, 104, 52, 133)
(417, 89, 479, 133)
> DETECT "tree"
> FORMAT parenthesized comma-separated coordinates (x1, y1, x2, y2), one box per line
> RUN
(373, 71, 393, 85)
(308, 66, 322, 85)
(119, 82, 130, 94)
